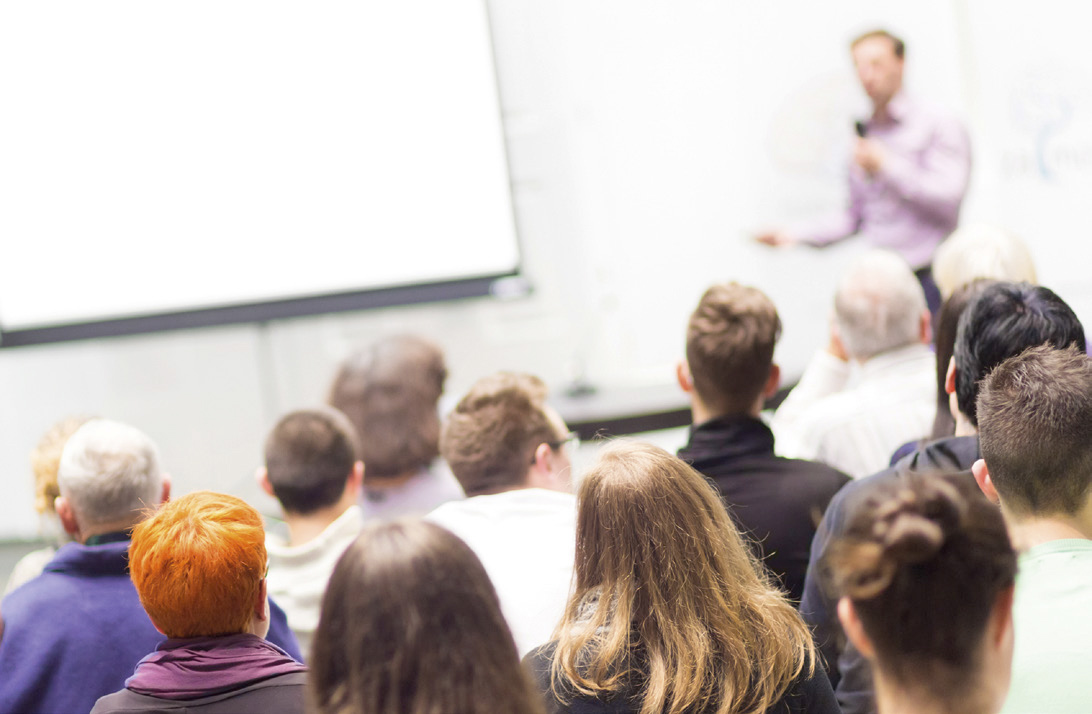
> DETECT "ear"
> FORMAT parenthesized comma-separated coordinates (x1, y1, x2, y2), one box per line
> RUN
(972, 459, 1001, 505)
(989, 584, 1015, 650)
(944, 357, 957, 396)
(919, 309, 933, 344)
(676, 361, 694, 394)
(837, 597, 876, 659)
(763, 364, 781, 399)
(159, 474, 171, 505)
(256, 467, 275, 497)
(255, 577, 269, 623)
(346, 461, 365, 496)
(527, 442, 565, 491)
(55, 496, 80, 538)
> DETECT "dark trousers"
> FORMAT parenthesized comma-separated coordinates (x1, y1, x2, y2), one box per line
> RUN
(915, 266, 941, 319)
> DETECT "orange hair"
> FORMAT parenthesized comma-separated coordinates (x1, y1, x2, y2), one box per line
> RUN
(129, 491, 266, 638)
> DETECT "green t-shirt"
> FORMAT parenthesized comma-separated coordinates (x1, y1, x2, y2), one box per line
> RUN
(1002, 539, 1092, 714)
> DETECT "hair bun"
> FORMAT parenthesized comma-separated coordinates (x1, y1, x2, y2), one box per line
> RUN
(871, 479, 966, 566)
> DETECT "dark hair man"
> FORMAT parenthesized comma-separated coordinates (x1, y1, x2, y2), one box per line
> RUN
(258, 407, 364, 657)
(676, 283, 849, 603)
(973, 345, 1092, 714)
(802, 281, 1085, 714)
(757, 28, 971, 314)
(428, 372, 576, 656)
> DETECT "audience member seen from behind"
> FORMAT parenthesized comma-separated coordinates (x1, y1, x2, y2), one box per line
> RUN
(328, 334, 463, 519)
(890, 279, 995, 464)
(428, 372, 577, 656)
(799, 281, 1086, 714)
(676, 283, 849, 603)
(0, 419, 171, 714)
(772, 250, 935, 478)
(525, 442, 838, 714)
(3, 415, 92, 595)
(309, 519, 545, 714)
(92, 492, 307, 714)
(974, 345, 1092, 714)
(826, 473, 1016, 714)
(259, 407, 365, 658)
(931, 224, 1037, 301)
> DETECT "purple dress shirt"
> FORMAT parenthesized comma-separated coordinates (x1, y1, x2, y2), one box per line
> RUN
(795, 93, 971, 269)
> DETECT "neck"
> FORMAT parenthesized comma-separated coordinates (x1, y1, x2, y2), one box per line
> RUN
(953, 411, 978, 438)
(77, 519, 137, 544)
(689, 396, 761, 427)
(283, 498, 355, 547)
(363, 470, 417, 490)
(874, 671, 994, 714)
(1004, 508, 1092, 551)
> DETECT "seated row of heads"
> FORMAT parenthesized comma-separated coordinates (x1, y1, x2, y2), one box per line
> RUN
(75, 340, 1079, 713)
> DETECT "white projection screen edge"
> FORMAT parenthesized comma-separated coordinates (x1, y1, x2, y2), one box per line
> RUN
(0, 0, 522, 346)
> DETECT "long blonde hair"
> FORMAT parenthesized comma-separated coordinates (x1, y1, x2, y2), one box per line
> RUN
(550, 442, 816, 714)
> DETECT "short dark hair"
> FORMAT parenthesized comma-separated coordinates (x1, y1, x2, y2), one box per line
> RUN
(328, 335, 447, 480)
(686, 283, 781, 415)
(264, 408, 360, 515)
(850, 29, 905, 60)
(978, 344, 1092, 516)
(953, 282, 1085, 426)
(440, 373, 559, 496)
(826, 472, 1015, 695)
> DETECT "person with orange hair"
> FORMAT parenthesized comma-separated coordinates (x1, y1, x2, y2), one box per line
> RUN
(91, 492, 307, 714)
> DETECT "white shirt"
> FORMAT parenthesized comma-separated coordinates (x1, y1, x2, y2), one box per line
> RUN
(771, 343, 936, 479)
(426, 488, 577, 656)
(265, 504, 364, 659)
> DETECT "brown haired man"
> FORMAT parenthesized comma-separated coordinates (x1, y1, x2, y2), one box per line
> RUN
(757, 28, 970, 314)
(427, 372, 576, 656)
(973, 345, 1092, 714)
(258, 407, 365, 658)
(677, 284, 849, 604)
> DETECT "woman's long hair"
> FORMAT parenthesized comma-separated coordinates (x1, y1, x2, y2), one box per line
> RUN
(309, 519, 544, 714)
(550, 442, 816, 714)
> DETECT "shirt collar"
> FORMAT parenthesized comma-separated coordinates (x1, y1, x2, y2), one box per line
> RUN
(879, 91, 910, 123)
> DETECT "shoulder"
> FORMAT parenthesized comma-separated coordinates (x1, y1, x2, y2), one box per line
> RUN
(771, 664, 839, 714)
(91, 673, 308, 714)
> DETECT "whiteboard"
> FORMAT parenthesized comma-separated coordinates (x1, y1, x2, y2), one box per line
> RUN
(0, 1, 519, 341)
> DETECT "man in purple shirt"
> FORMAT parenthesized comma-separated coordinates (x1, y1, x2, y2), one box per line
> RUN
(758, 29, 971, 313)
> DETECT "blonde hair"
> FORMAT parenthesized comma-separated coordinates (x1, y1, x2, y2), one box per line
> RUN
(30, 416, 93, 515)
(933, 224, 1037, 299)
(550, 442, 816, 714)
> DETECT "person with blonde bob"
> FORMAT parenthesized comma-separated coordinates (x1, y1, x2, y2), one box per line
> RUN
(825, 473, 1017, 714)
(92, 492, 307, 714)
(309, 519, 545, 714)
(525, 442, 837, 714)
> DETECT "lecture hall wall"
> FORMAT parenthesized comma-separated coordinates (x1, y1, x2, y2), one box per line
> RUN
(1, 0, 1089, 538)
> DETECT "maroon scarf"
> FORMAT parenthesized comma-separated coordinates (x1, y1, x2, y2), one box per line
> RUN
(125, 633, 306, 700)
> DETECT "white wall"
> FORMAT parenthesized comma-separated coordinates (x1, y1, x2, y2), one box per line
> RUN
(3, 0, 1092, 539)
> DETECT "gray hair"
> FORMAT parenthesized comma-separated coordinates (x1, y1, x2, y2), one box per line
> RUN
(933, 224, 1037, 299)
(834, 250, 926, 360)
(57, 419, 163, 528)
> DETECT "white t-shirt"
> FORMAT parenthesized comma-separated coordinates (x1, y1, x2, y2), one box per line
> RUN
(265, 504, 364, 659)
(426, 488, 577, 656)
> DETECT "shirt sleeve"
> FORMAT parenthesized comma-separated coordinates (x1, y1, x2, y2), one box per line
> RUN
(790, 174, 864, 247)
(876, 115, 971, 224)
(770, 351, 852, 460)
